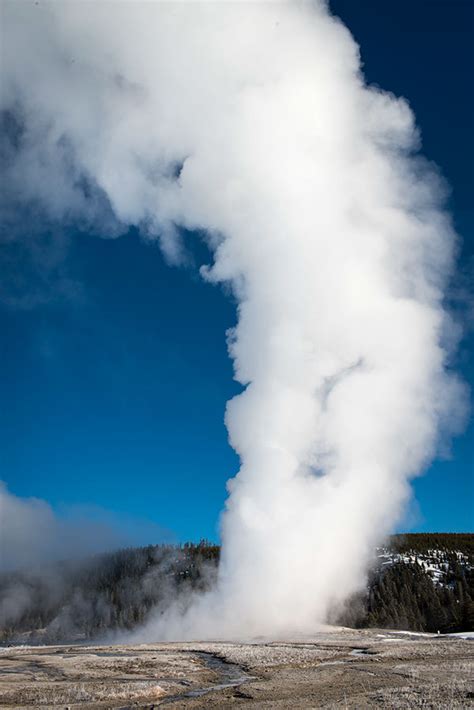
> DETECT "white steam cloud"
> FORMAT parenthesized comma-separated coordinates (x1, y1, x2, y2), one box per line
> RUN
(0, 1, 466, 638)
(0, 481, 172, 571)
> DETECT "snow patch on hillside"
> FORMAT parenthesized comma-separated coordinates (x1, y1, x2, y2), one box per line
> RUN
(375, 548, 472, 588)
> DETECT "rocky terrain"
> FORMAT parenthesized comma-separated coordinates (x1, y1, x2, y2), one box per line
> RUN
(0, 627, 472, 708)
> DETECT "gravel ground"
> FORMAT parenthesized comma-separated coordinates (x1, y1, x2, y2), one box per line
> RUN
(0, 628, 472, 708)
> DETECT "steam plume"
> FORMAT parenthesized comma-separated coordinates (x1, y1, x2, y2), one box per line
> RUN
(0, 481, 171, 571)
(0, 0, 465, 638)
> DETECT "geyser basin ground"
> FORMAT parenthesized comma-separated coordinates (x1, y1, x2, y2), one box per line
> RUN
(0, 628, 472, 708)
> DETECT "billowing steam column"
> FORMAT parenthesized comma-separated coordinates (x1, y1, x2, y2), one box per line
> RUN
(1, 0, 465, 639)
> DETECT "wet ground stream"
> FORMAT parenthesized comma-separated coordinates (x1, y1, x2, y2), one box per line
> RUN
(159, 651, 255, 705)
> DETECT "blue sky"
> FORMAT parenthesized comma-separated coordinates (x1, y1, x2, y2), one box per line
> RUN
(1, 0, 472, 543)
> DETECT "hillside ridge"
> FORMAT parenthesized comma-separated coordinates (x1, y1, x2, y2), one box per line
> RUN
(1, 533, 472, 643)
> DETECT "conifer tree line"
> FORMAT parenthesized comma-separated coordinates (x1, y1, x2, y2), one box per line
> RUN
(388, 533, 474, 555)
(0, 534, 472, 642)
(347, 556, 474, 633)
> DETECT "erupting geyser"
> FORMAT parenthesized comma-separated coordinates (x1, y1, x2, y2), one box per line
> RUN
(1, 0, 465, 638)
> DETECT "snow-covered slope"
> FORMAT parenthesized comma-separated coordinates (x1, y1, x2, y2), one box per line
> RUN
(376, 547, 472, 587)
